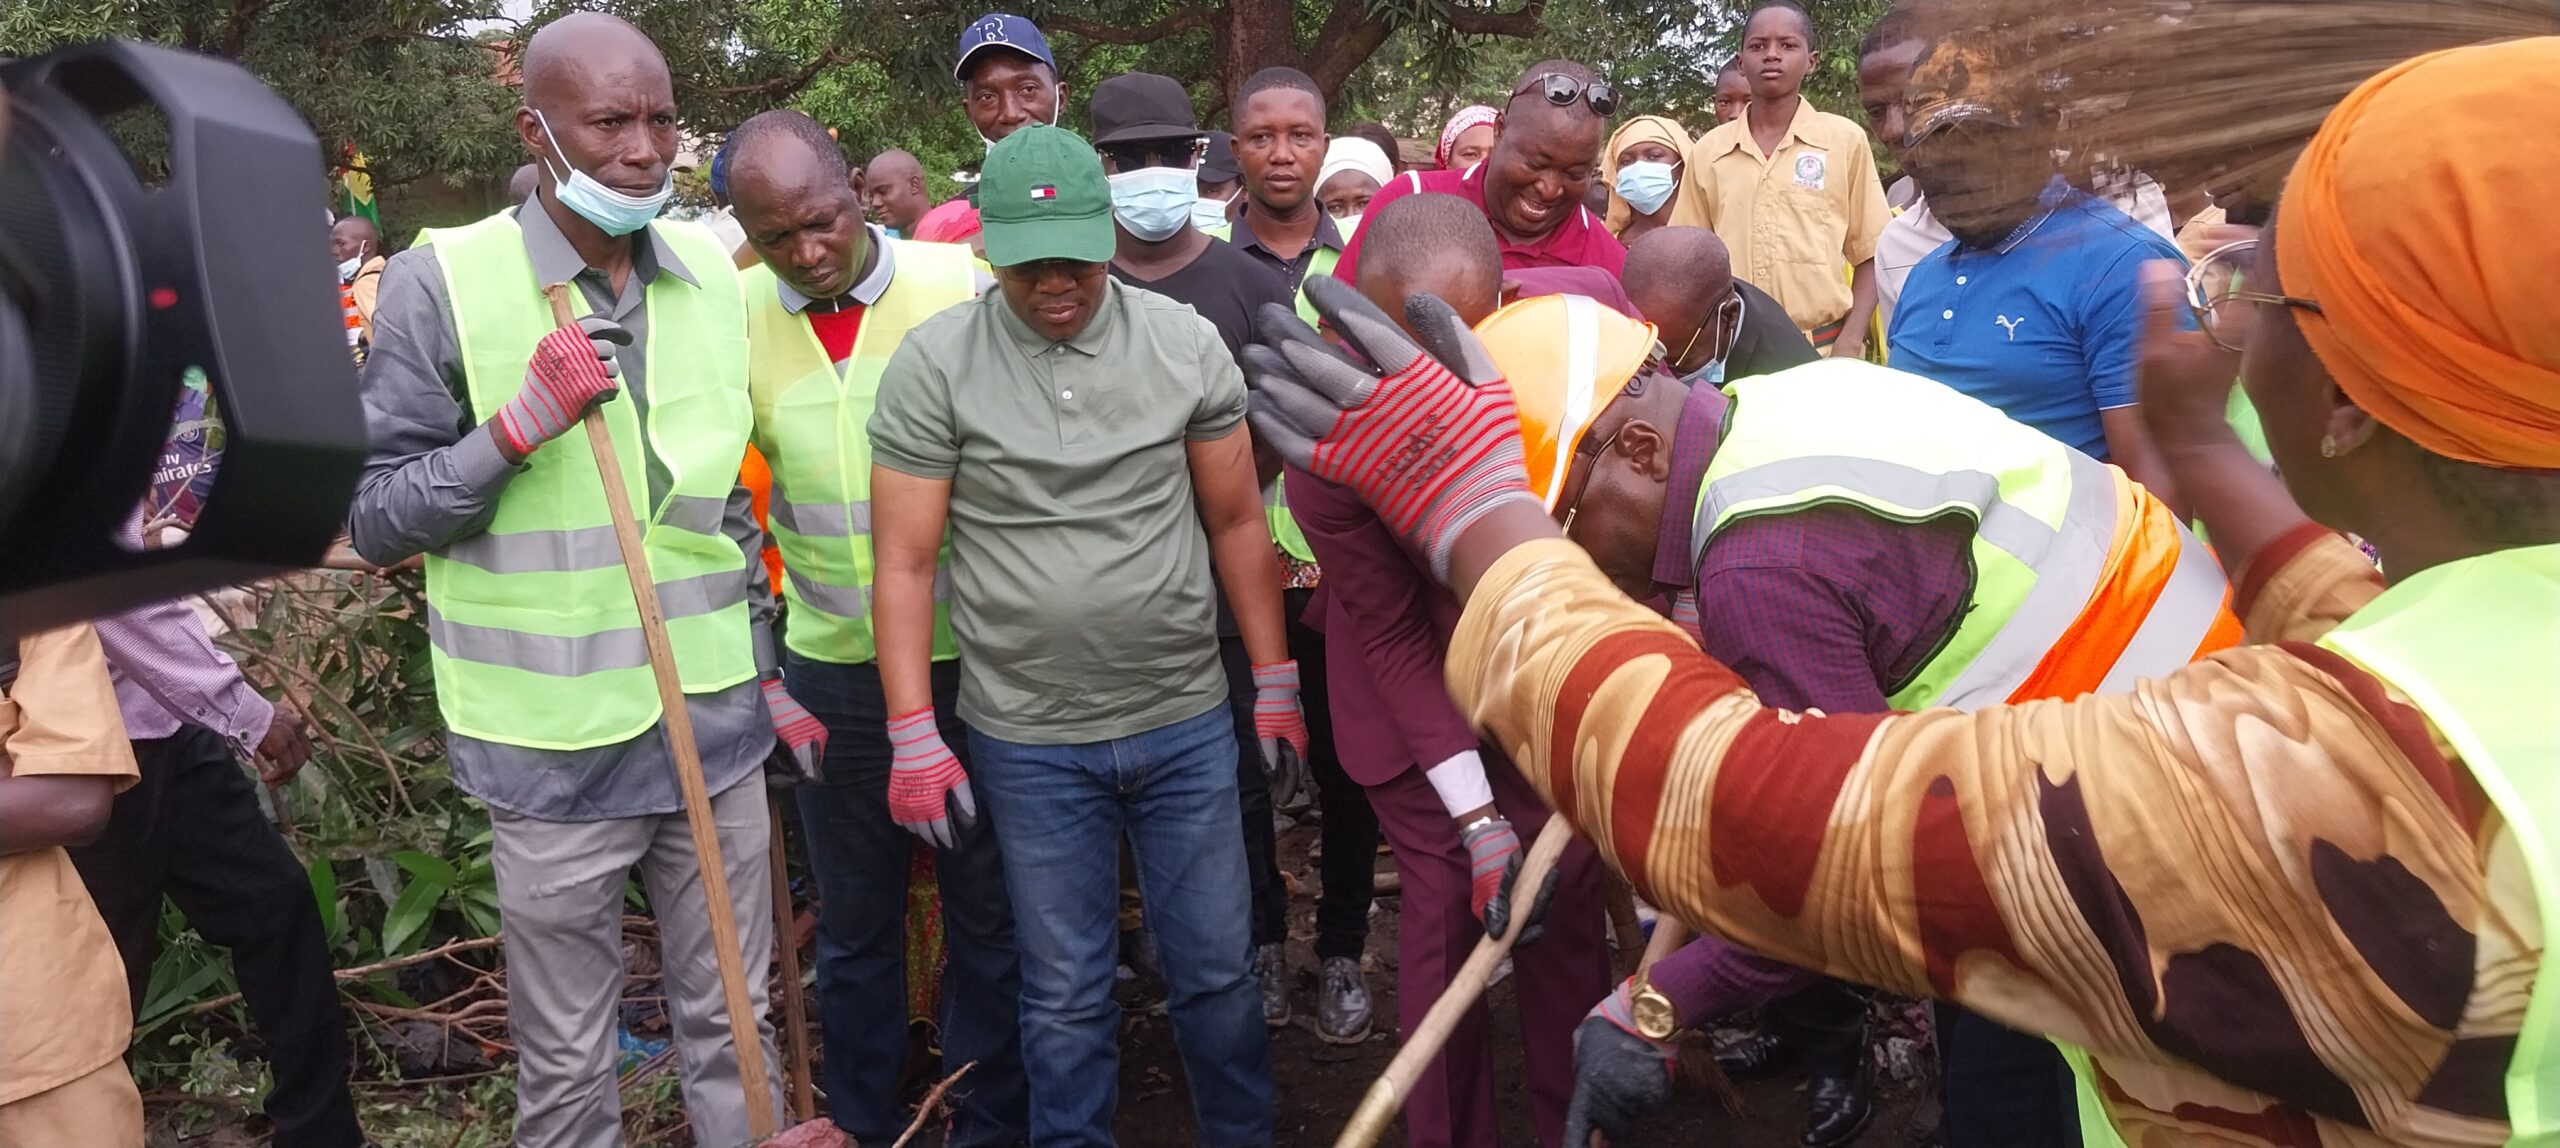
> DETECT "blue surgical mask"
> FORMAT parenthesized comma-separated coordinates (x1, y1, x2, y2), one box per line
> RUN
(337, 255, 362, 281)
(1192, 190, 1236, 231)
(536, 111, 673, 237)
(1108, 166, 1198, 242)
(1679, 355, 1727, 388)
(1615, 161, 1679, 216)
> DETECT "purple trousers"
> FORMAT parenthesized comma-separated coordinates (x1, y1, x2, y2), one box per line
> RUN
(1366, 750, 1614, 1148)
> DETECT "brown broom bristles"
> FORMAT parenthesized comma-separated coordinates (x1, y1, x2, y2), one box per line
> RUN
(1914, 0, 2559, 202)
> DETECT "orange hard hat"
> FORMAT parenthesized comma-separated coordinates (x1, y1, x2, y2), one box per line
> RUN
(1472, 294, 1659, 509)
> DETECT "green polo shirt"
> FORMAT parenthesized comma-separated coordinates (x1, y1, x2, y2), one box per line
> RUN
(869, 278, 1245, 744)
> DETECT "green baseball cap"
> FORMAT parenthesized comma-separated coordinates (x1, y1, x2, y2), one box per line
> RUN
(977, 123, 1116, 268)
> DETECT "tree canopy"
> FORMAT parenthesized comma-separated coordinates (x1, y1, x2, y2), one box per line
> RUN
(2, 0, 1898, 234)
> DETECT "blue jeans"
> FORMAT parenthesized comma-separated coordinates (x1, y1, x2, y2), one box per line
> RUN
(970, 704, 1274, 1147)
(787, 654, 1027, 1147)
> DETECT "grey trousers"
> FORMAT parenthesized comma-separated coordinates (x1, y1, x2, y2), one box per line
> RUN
(488, 777, 782, 1148)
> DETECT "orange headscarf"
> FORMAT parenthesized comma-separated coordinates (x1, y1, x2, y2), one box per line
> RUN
(2276, 36, 2560, 470)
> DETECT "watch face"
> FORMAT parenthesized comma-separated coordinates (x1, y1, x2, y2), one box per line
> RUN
(1632, 985, 1680, 1040)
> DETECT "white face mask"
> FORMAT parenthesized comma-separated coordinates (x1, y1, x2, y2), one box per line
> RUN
(1334, 212, 1365, 239)
(337, 255, 362, 281)
(535, 110, 673, 237)
(1191, 190, 1237, 231)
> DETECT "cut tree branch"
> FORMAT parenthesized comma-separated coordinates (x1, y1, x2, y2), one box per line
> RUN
(710, 47, 850, 99)
(1038, 7, 1220, 45)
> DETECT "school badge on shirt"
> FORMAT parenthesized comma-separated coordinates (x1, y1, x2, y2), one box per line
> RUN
(1793, 152, 1827, 191)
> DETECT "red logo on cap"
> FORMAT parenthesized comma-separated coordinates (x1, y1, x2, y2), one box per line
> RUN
(1030, 185, 1057, 201)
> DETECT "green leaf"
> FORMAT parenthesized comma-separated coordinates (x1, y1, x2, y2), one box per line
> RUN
(381, 869, 447, 954)
(390, 848, 457, 888)
(307, 856, 346, 947)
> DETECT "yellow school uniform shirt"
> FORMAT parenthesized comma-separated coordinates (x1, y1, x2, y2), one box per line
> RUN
(0, 625, 139, 1106)
(1670, 97, 1889, 339)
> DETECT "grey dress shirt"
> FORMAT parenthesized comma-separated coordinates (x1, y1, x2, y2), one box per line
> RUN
(347, 198, 775, 822)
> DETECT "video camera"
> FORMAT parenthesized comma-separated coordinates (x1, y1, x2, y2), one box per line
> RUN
(0, 40, 366, 637)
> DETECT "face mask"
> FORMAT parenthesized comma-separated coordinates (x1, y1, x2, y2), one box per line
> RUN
(1615, 161, 1679, 216)
(1107, 166, 1198, 241)
(1191, 191, 1236, 231)
(1334, 212, 1364, 238)
(1679, 354, 1727, 388)
(536, 111, 672, 237)
(337, 255, 362, 281)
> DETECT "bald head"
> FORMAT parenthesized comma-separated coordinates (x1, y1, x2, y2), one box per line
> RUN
(513, 12, 678, 214)
(330, 215, 379, 265)
(1353, 193, 1504, 332)
(865, 148, 933, 234)
(1623, 228, 1739, 373)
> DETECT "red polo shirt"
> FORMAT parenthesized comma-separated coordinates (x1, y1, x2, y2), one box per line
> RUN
(1332, 164, 1628, 286)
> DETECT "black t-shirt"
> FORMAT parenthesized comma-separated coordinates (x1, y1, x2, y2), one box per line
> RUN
(1112, 235, 1292, 642)
(1110, 236, 1293, 361)
(1727, 278, 1821, 380)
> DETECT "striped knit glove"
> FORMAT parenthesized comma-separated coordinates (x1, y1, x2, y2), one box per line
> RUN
(1241, 275, 1538, 580)
(494, 316, 628, 458)
(1461, 814, 1550, 947)
(1251, 660, 1311, 805)
(887, 707, 977, 851)
(761, 677, 826, 784)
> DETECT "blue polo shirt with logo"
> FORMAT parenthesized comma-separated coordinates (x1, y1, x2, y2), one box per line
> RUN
(1886, 182, 2187, 460)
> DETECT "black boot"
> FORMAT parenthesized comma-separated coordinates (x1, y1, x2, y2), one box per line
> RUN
(1801, 1073, 1874, 1147)
(1713, 1030, 1791, 1081)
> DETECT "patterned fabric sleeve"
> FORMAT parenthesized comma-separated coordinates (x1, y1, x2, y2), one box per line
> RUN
(1447, 537, 2528, 1145)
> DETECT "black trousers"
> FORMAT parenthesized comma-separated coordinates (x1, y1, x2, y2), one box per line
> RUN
(69, 724, 362, 1148)
(1935, 1002, 2082, 1147)
(1768, 977, 1868, 1082)
(1287, 586, 1378, 963)
(1219, 636, 1292, 947)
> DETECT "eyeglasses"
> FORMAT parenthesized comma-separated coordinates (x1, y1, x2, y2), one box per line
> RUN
(1097, 137, 1206, 173)
(1670, 290, 1746, 372)
(1512, 73, 1620, 119)
(1556, 422, 1627, 541)
(2186, 238, 2323, 353)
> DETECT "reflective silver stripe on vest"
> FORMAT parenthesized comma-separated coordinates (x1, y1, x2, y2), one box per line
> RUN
(1932, 452, 2121, 710)
(444, 525, 624, 575)
(663, 494, 727, 535)
(771, 497, 870, 539)
(2094, 518, 2227, 696)
(1698, 458, 2050, 566)
(428, 571, 750, 676)
(788, 568, 870, 619)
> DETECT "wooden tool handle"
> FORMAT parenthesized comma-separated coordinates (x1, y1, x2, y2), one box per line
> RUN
(543, 284, 778, 1138)
(1334, 815, 1578, 1148)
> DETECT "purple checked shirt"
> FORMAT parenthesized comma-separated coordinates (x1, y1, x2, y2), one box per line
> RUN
(91, 596, 276, 758)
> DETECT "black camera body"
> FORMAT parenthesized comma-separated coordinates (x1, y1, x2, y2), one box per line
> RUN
(0, 40, 365, 635)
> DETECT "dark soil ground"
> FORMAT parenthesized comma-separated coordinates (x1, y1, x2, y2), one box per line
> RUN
(1094, 814, 1929, 1148)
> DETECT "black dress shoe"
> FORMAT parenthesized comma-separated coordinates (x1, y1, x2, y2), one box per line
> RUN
(1713, 1030, 1791, 1081)
(1801, 1074, 1874, 1147)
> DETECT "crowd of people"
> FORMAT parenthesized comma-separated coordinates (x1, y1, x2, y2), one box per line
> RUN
(3, 2, 2552, 1147)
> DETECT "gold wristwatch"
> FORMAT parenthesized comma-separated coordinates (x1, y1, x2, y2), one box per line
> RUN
(1629, 970, 1680, 1041)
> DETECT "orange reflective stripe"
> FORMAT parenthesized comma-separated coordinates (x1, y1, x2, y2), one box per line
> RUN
(2007, 472, 2235, 703)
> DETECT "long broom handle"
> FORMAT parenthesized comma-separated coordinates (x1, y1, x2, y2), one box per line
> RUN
(544, 284, 777, 1139)
(1334, 815, 1577, 1148)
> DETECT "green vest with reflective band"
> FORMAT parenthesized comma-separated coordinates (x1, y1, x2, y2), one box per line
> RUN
(418, 212, 757, 750)
(2319, 545, 2560, 1146)
(1695, 359, 2224, 712)
(742, 239, 971, 665)
(1266, 480, 1313, 563)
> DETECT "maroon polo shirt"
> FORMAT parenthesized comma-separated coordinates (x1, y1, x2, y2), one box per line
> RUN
(1332, 165, 1628, 287)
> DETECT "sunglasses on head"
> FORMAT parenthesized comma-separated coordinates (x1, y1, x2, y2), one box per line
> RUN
(1512, 73, 1619, 118)
(1098, 137, 1206, 173)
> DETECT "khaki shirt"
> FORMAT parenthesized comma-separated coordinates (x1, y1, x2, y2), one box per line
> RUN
(1672, 98, 1889, 337)
(1, 625, 139, 1104)
(870, 279, 1246, 745)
